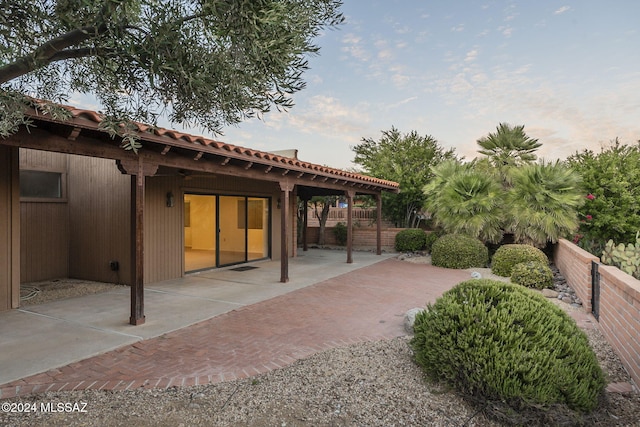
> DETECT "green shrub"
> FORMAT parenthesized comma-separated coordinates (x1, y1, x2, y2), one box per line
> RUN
(394, 229, 427, 252)
(333, 222, 347, 246)
(411, 280, 605, 424)
(511, 261, 554, 289)
(431, 234, 488, 269)
(424, 231, 440, 253)
(491, 244, 548, 277)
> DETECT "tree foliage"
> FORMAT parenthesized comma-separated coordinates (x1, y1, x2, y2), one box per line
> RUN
(424, 161, 504, 243)
(505, 161, 584, 247)
(477, 122, 541, 183)
(424, 128, 583, 247)
(0, 0, 344, 149)
(352, 127, 456, 227)
(566, 139, 640, 253)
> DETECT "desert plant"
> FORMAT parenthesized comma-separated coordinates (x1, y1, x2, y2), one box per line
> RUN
(600, 231, 640, 279)
(333, 222, 347, 246)
(394, 229, 427, 252)
(424, 231, 441, 253)
(510, 261, 554, 289)
(430, 234, 488, 269)
(566, 140, 640, 249)
(411, 279, 605, 424)
(491, 244, 548, 277)
(424, 162, 504, 244)
(505, 161, 584, 247)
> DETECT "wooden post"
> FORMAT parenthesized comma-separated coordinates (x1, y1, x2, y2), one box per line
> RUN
(117, 157, 157, 326)
(279, 181, 294, 282)
(302, 197, 309, 252)
(130, 160, 146, 325)
(376, 193, 382, 255)
(346, 190, 355, 264)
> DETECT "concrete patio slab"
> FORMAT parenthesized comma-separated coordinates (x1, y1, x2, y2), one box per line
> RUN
(0, 249, 396, 387)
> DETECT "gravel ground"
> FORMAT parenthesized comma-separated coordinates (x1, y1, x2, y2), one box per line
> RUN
(19, 279, 126, 306)
(3, 260, 639, 426)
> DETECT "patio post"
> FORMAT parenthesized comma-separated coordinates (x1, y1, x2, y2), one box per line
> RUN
(345, 190, 355, 264)
(279, 181, 294, 282)
(302, 196, 309, 251)
(117, 157, 157, 325)
(376, 193, 382, 255)
(129, 160, 146, 325)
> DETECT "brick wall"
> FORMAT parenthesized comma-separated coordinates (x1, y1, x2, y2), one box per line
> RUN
(305, 226, 403, 250)
(554, 238, 640, 389)
(554, 239, 598, 312)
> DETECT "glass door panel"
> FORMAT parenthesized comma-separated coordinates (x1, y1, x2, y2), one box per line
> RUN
(218, 196, 247, 265)
(247, 197, 269, 261)
(184, 194, 216, 272)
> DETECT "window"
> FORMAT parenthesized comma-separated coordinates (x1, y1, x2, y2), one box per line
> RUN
(20, 170, 66, 201)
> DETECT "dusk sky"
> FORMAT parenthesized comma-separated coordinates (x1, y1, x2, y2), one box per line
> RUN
(79, 1, 640, 170)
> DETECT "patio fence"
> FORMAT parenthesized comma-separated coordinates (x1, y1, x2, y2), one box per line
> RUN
(305, 226, 403, 250)
(554, 238, 640, 389)
(305, 208, 395, 228)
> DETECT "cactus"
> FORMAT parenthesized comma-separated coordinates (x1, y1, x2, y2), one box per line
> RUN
(601, 231, 640, 279)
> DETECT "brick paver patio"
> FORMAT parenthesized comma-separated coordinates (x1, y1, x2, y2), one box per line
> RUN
(1, 259, 472, 399)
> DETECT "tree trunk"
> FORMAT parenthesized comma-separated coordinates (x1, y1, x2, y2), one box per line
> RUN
(314, 200, 332, 245)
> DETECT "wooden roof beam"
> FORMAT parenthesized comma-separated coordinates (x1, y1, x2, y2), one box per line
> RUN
(67, 127, 82, 141)
(244, 161, 254, 170)
(193, 151, 204, 161)
(221, 157, 230, 165)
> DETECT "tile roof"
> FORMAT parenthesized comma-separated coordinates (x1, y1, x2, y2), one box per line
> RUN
(28, 102, 399, 191)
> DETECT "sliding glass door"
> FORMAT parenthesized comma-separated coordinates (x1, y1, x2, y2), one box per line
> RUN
(184, 193, 270, 272)
(218, 196, 247, 265)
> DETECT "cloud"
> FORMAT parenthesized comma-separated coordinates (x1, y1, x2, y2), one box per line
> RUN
(451, 24, 465, 32)
(386, 96, 418, 110)
(281, 95, 372, 137)
(341, 33, 370, 62)
(499, 26, 514, 37)
(554, 6, 571, 15)
(464, 49, 479, 63)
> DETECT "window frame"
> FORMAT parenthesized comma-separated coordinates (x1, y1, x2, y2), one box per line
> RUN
(19, 168, 68, 203)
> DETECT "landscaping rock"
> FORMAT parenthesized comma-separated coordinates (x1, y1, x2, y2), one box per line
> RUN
(541, 289, 559, 298)
(404, 308, 424, 334)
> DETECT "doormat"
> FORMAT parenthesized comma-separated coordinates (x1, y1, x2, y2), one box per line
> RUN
(229, 266, 259, 272)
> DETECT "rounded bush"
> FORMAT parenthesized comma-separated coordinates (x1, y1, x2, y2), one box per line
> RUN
(394, 229, 427, 252)
(511, 261, 554, 289)
(491, 244, 548, 277)
(431, 234, 488, 269)
(411, 280, 605, 423)
(424, 231, 440, 254)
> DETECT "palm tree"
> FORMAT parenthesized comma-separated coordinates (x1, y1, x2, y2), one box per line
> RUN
(424, 162, 504, 244)
(505, 161, 584, 247)
(477, 123, 542, 171)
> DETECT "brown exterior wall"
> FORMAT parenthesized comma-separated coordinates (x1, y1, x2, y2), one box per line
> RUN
(144, 174, 282, 284)
(0, 146, 20, 311)
(19, 149, 70, 282)
(67, 155, 131, 284)
(554, 238, 640, 389)
(16, 149, 314, 287)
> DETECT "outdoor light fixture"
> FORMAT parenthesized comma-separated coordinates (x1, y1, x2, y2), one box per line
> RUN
(166, 191, 175, 207)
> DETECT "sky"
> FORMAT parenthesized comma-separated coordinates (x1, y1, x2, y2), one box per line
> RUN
(80, 1, 640, 170)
